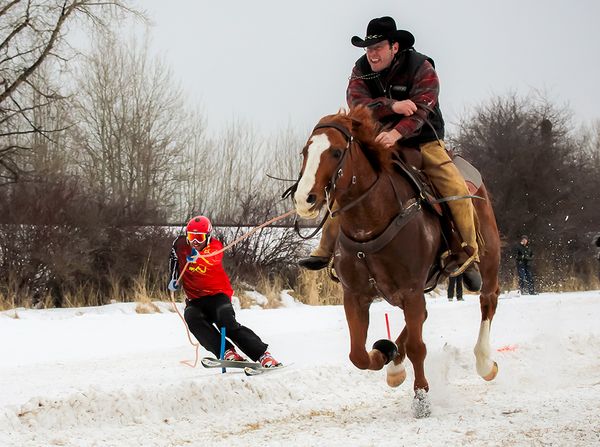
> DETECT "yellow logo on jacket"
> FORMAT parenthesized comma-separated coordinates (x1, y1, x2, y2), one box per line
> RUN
(188, 265, 207, 274)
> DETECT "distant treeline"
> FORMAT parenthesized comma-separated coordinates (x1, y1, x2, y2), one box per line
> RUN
(1, 3, 598, 307)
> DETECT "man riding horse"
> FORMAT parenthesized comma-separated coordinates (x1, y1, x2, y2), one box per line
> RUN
(299, 16, 481, 292)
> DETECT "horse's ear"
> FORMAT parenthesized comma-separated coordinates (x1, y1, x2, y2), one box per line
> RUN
(349, 105, 373, 133)
(351, 116, 363, 133)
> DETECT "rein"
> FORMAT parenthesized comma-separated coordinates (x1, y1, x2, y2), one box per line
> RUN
(314, 122, 383, 218)
(292, 122, 354, 240)
(294, 122, 381, 239)
(310, 126, 425, 299)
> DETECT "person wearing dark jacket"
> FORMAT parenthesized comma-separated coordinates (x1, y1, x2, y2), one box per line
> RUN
(298, 16, 481, 292)
(168, 215, 281, 368)
(515, 235, 535, 295)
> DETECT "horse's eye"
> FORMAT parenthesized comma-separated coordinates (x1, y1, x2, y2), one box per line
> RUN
(331, 149, 342, 159)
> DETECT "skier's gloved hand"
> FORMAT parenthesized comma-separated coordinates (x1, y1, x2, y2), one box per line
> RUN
(168, 279, 179, 292)
(186, 248, 200, 262)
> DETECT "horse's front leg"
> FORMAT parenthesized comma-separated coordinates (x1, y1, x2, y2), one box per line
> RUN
(404, 297, 431, 418)
(343, 293, 387, 370)
(404, 298, 429, 392)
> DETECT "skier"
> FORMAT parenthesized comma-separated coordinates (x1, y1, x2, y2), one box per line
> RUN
(168, 215, 281, 368)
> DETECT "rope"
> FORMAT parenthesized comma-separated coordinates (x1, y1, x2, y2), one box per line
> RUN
(195, 209, 296, 260)
(170, 293, 200, 368)
(170, 209, 297, 367)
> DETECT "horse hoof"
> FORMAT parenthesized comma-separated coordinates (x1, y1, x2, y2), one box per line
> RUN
(386, 363, 406, 388)
(482, 361, 499, 381)
(411, 389, 431, 418)
(372, 339, 398, 364)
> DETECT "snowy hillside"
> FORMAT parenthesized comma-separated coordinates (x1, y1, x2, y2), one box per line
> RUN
(1, 291, 599, 446)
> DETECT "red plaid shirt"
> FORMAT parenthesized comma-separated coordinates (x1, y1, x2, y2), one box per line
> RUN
(347, 56, 440, 139)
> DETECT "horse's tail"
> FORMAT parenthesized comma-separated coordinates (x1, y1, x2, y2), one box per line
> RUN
(473, 201, 486, 257)
(471, 183, 490, 256)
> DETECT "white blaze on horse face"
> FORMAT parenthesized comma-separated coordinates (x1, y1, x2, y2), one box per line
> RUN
(295, 133, 331, 218)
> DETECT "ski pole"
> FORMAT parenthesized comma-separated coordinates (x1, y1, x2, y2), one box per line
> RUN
(220, 327, 226, 374)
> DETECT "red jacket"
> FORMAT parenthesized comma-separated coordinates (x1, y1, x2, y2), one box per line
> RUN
(169, 235, 233, 299)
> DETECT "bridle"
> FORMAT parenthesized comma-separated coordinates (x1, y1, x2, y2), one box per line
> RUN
(292, 121, 381, 239)
(314, 122, 383, 217)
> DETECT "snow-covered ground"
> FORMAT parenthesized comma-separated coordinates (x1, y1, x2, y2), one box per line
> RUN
(1, 290, 599, 447)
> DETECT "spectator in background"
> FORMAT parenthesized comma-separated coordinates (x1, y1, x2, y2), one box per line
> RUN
(447, 274, 464, 301)
(515, 235, 536, 295)
(594, 235, 600, 275)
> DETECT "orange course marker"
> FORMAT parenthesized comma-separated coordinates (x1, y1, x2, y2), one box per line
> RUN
(497, 344, 518, 352)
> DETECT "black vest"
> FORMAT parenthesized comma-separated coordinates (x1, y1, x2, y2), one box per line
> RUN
(356, 49, 445, 146)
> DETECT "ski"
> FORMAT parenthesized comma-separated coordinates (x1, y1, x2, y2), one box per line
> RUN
(243, 364, 287, 376)
(200, 357, 261, 370)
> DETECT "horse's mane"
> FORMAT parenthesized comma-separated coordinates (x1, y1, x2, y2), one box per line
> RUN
(318, 106, 394, 174)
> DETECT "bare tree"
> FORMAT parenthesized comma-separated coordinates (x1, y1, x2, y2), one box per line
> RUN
(263, 124, 306, 192)
(174, 109, 215, 220)
(73, 33, 185, 221)
(0, 0, 139, 185)
(453, 92, 576, 239)
(453, 92, 600, 288)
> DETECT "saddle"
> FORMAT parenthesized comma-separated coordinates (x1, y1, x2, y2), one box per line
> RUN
(392, 146, 483, 292)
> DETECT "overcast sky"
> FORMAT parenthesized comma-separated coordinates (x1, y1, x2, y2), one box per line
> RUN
(130, 0, 600, 136)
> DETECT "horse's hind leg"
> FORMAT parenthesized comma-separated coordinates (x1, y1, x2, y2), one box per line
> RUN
(473, 185, 500, 381)
(474, 261, 499, 380)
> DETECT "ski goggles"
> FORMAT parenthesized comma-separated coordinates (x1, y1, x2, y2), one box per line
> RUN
(187, 232, 208, 243)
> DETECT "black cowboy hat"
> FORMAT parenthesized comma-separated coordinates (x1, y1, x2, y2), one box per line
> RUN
(351, 16, 415, 49)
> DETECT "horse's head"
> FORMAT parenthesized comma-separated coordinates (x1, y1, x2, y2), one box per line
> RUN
(294, 107, 390, 218)
(294, 113, 352, 218)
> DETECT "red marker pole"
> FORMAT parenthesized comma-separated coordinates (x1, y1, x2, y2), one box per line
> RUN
(385, 313, 391, 340)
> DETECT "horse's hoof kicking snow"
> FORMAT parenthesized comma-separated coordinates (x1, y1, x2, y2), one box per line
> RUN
(411, 389, 431, 418)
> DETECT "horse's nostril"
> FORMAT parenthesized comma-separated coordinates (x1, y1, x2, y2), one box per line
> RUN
(307, 194, 316, 204)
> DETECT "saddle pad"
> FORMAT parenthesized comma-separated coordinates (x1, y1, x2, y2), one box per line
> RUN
(453, 155, 482, 195)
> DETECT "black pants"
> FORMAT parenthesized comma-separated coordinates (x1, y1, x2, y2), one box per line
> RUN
(517, 264, 535, 295)
(448, 275, 463, 300)
(184, 293, 268, 361)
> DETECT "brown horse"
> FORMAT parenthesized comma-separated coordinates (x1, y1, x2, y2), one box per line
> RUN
(293, 107, 500, 417)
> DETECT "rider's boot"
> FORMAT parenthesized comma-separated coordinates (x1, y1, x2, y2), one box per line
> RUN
(298, 216, 340, 270)
(420, 140, 481, 292)
(450, 242, 481, 292)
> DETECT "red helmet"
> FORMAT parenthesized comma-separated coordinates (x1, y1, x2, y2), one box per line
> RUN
(186, 215, 212, 244)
